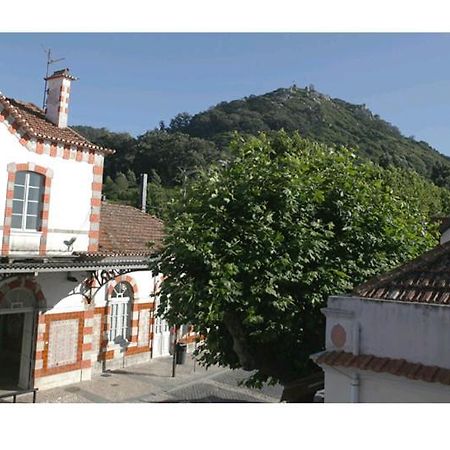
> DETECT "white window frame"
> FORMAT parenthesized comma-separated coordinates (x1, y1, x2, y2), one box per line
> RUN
(11, 171, 44, 231)
(108, 282, 133, 343)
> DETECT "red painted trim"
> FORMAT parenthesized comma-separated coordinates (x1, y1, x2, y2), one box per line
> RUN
(0, 276, 46, 308)
(87, 162, 103, 253)
(39, 311, 84, 377)
(2, 163, 53, 256)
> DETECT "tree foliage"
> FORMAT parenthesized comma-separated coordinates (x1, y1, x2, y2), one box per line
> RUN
(151, 132, 438, 387)
(133, 130, 220, 186)
(73, 126, 137, 179)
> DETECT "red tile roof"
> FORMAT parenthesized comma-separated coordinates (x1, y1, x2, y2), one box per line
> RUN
(314, 351, 450, 386)
(0, 94, 114, 154)
(95, 202, 165, 257)
(353, 240, 450, 305)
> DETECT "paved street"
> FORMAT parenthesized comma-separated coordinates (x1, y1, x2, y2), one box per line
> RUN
(1, 354, 283, 403)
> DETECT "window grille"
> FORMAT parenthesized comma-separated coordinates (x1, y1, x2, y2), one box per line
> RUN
(11, 171, 45, 231)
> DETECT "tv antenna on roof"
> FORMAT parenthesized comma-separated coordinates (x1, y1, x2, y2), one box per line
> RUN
(41, 46, 65, 109)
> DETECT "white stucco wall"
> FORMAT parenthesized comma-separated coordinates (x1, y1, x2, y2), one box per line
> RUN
(320, 294, 450, 402)
(323, 367, 352, 402)
(325, 295, 450, 369)
(38, 271, 89, 313)
(0, 269, 165, 390)
(93, 270, 158, 307)
(324, 367, 450, 403)
(0, 122, 98, 254)
(36, 269, 158, 313)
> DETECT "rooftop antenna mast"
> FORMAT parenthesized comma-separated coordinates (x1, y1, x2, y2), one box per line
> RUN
(42, 47, 65, 109)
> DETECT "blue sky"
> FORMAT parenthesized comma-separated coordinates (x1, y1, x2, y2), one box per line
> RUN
(1, 33, 450, 154)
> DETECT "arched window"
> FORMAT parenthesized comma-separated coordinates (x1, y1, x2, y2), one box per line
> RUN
(2, 288, 35, 310)
(11, 171, 45, 231)
(109, 282, 133, 343)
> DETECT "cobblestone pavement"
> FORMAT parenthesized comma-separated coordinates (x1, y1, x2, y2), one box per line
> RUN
(2, 355, 283, 403)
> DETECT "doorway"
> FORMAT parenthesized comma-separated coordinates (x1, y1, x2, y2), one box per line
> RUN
(152, 315, 171, 358)
(0, 313, 25, 390)
(0, 309, 36, 391)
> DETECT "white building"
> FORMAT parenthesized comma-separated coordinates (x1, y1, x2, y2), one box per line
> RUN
(0, 69, 183, 392)
(313, 238, 450, 402)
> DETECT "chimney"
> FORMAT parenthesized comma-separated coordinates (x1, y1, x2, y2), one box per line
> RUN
(44, 68, 77, 128)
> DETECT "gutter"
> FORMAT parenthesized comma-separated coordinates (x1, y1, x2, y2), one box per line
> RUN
(0, 256, 158, 274)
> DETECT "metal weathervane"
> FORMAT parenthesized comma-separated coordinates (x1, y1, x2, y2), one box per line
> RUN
(41, 47, 65, 109)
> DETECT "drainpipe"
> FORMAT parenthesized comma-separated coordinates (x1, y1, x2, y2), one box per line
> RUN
(350, 374, 360, 403)
(353, 322, 360, 355)
(351, 322, 361, 402)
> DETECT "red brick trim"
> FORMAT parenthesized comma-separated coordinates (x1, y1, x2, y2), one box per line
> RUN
(81, 306, 93, 370)
(107, 275, 139, 297)
(35, 311, 85, 379)
(102, 276, 142, 355)
(2, 163, 53, 256)
(0, 108, 9, 122)
(125, 344, 152, 356)
(87, 162, 103, 252)
(36, 140, 44, 154)
(96, 303, 155, 360)
(135, 302, 154, 311)
(98, 349, 115, 361)
(0, 101, 110, 161)
(94, 306, 109, 360)
(0, 276, 46, 307)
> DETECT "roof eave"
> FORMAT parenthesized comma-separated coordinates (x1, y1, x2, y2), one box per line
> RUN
(0, 93, 115, 156)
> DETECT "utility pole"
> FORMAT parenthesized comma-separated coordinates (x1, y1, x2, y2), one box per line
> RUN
(172, 325, 178, 377)
(139, 173, 148, 213)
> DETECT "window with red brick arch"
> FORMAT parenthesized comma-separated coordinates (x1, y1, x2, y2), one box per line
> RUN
(11, 171, 45, 231)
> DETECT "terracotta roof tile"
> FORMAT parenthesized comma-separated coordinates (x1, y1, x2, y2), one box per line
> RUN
(435, 368, 450, 385)
(95, 202, 165, 256)
(404, 362, 422, 380)
(339, 352, 357, 367)
(369, 357, 389, 373)
(313, 351, 450, 387)
(384, 358, 406, 376)
(353, 239, 450, 305)
(0, 95, 114, 154)
(356, 354, 373, 370)
(415, 365, 438, 383)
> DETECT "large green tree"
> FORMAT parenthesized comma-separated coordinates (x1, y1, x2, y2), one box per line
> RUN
(152, 132, 438, 394)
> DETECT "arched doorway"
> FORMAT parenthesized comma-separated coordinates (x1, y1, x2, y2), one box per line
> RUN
(0, 285, 40, 390)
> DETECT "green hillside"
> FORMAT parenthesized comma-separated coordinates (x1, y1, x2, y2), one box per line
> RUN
(172, 85, 450, 179)
(73, 85, 450, 217)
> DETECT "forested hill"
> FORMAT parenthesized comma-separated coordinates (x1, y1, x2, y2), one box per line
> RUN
(171, 85, 450, 179)
(73, 85, 450, 210)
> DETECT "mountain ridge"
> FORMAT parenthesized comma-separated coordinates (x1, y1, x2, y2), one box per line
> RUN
(171, 85, 450, 179)
(73, 85, 450, 191)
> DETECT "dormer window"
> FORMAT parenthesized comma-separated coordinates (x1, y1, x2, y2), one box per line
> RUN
(11, 171, 45, 231)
